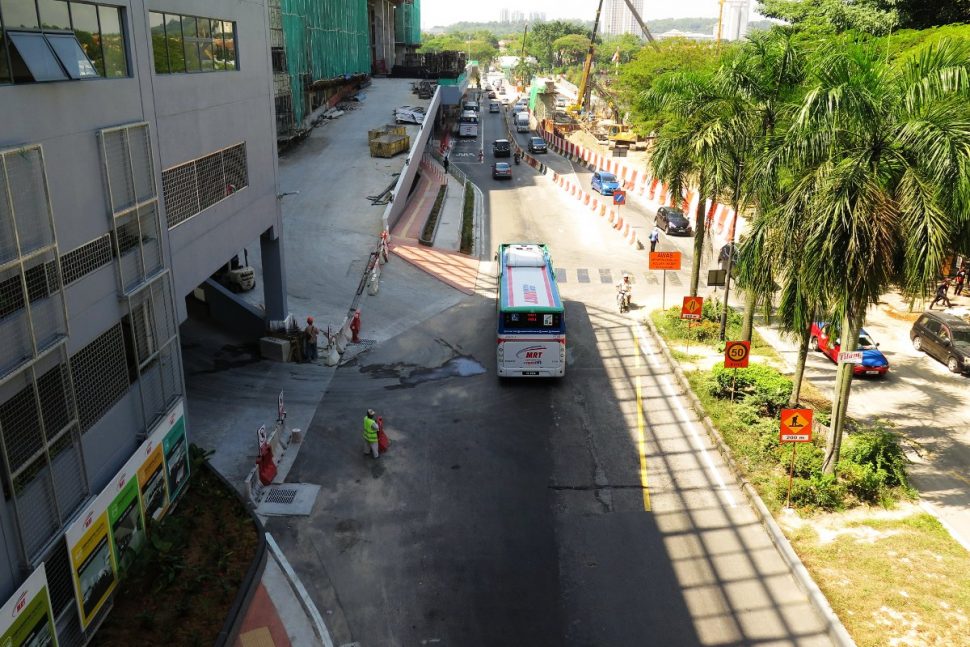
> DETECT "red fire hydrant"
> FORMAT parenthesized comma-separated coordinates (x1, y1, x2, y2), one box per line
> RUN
(350, 310, 361, 343)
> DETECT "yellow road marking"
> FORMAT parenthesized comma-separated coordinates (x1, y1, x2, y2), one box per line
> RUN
(634, 331, 652, 511)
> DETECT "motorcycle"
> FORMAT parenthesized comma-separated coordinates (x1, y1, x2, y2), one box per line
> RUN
(616, 286, 632, 313)
(514, 153, 521, 165)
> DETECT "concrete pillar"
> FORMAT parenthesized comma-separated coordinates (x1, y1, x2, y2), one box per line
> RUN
(260, 226, 288, 321)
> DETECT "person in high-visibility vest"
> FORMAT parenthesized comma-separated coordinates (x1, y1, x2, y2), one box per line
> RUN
(362, 409, 380, 458)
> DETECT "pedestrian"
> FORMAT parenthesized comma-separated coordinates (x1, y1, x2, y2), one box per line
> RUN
(362, 409, 380, 459)
(649, 226, 661, 252)
(930, 279, 953, 309)
(443, 155, 449, 175)
(954, 267, 966, 296)
(303, 316, 319, 361)
(478, 149, 484, 163)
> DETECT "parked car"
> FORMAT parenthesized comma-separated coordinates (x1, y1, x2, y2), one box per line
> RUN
(655, 206, 693, 236)
(492, 162, 513, 180)
(591, 171, 621, 196)
(489, 101, 500, 113)
(492, 139, 511, 157)
(528, 137, 547, 153)
(809, 322, 890, 376)
(512, 102, 527, 114)
(488, 90, 496, 98)
(910, 311, 970, 374)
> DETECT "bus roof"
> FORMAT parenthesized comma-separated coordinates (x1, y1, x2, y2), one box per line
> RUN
(498, 244, 562, 311)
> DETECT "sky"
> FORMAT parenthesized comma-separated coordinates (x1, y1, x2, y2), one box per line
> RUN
(421, 0, 763, 30)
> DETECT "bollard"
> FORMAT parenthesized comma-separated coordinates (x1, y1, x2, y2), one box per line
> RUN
(367, 267, 380, 295)
(324, 340, 340, 365)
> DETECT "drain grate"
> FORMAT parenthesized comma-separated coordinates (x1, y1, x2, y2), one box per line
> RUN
(264, 487, 298, 505)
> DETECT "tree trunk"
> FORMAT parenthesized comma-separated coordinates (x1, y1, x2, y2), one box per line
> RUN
(822, 312, 862, 475)
(689, 188, 708, 297)
(788, 322, 811, 407)
(741, 290, 756, 341)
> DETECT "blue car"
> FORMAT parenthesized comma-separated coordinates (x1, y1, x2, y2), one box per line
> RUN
(810, 322, 890, 376)
(591, 171, 621, 196)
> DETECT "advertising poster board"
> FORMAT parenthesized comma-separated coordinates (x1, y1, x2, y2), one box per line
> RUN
(162, 408, 189, 500)
(137, 439, 168, 532)
(65, 486, 117, 630)
(0, 563, 58, 647)
(107, 475, 145, 576)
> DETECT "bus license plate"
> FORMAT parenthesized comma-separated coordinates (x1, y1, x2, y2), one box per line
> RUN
(522, 371, 539, 376)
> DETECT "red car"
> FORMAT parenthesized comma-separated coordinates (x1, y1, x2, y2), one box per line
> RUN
(809, 322, 890, 376)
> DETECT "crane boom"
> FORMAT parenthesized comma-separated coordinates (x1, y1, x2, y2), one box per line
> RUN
(574, 0, 604, 116)
(621, 0, 658, 45)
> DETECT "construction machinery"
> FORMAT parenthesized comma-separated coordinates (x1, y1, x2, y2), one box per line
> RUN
(568, 0, 604, 118)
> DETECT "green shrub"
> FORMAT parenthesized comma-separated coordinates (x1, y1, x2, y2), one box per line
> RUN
(785, 472, 846, 511)
(842, 425, 909, 489)
(421, 184, 447, 242)
(460, 181, 474, 254)
(710, 364, 793, 416)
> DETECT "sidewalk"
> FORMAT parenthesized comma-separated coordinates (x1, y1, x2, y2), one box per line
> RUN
(182, 77, 477, 646)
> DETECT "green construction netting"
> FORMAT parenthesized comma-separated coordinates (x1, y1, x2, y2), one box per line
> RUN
(394, 0, 420, 46)
(281, 0, 371, 126)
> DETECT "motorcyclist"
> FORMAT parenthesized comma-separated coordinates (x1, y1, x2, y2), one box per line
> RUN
(616, 274, 632, 312)
(513, 151, 521, 165)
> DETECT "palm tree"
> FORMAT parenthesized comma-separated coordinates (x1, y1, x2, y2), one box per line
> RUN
(781, 38, 970, 473)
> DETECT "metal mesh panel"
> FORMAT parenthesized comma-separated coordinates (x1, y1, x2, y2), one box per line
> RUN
(49, 429, 85, 524)
(0, 372, 43, 474)
(39, 537, 76, 618)
(60, 235, 113, 285)
(196, 152, 225, 211)
(102, 129, 136, 214)
(161, 163, 199, 228)
(24, 253, 67, 352)
(139, 341, 180, 428)
(4, 147, 55, 256)
(14, 456, 60, 559)
(127, 125, 156, 203)
(115, 210, 143, 292)
(149, 277, 176, 342)
(37, 364, 73, 439)
(139, 203, 163, 276)
(0, 266, 32, 377)
(223, 144, 248, 193)
(130, 301, 155, 366)
(0, 156, 19, 265)
(70, 324, 131, 433)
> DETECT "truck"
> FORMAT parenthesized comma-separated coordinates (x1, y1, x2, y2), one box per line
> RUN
(514, 112, 530, 133)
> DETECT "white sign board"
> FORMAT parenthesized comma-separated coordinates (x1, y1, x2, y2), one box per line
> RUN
(838, 351, 863, 364)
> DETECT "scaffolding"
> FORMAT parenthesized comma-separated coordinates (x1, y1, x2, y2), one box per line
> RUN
(273, 0, 372, 137)
(394, 0, 420, 46)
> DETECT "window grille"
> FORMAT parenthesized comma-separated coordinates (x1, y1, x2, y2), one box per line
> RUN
(161, 143, 248, 229)
(60, 235, 112, 285)
(70, 323, 130, 433)
(98, 123, 162, 296)
(0, 349, 85, 563)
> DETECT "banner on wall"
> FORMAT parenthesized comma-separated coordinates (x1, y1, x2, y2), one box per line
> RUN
(65, 400, 187, 630)
(0, 563, 58, 647)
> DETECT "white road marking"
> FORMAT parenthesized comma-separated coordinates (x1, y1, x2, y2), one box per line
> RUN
(634, 322, 737, 508)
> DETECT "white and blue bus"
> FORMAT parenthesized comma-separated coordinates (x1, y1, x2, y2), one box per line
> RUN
(458, 110, 479, 138)
(496, 243, 566, 378)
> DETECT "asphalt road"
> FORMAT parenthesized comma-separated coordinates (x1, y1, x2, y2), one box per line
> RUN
(267, 99, 834, 646)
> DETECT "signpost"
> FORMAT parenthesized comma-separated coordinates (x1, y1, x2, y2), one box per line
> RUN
(681, 297, 703, 358)
(723, 340, 750, 400)
(779, 408, 814, 508)
(649, 251, 681, 309)
(613, 189, 626, 223)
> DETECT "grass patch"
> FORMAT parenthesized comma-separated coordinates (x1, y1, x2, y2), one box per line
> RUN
(420, 184, 447, 244)
(460, 181, 474, 254)
(650, 304, 780, 361)
(789, 512, 970, 647)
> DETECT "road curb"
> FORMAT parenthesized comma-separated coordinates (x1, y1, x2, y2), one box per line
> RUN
(642, 316, 856, 647)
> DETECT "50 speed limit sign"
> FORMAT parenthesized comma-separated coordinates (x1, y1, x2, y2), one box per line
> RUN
(724, 340, 750, 369)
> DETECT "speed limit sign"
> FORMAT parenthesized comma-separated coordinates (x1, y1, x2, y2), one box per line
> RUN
(724, 341, 750, 368)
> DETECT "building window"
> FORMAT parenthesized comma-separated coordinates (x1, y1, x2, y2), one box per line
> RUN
(0, 0, 128, 84)
(149, 11, 236, 75)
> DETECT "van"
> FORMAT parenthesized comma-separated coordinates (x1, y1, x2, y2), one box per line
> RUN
(489, 101, 500, 113)
(910, 311, 970, 373)
(463, 101, 480, 113)
(514, 112, 529, 133)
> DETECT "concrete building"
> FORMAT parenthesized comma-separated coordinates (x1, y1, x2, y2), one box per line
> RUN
(601, 0, 647, 39)
(500, 8, 510, 23)
(0, 0, 285, 642)
(720, 0, 750, 41)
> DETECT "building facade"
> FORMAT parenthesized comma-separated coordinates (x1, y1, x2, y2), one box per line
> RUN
(0, 0, 285, 642)
(601, 0, 646, 39)
(720, 0, 750, 41)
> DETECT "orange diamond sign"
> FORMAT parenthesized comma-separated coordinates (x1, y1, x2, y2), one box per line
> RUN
(779, 408, 813, 443)
(681, 296, 703, 320)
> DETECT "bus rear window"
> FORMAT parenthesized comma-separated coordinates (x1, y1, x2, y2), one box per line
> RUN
(503, 312, 561, 329)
